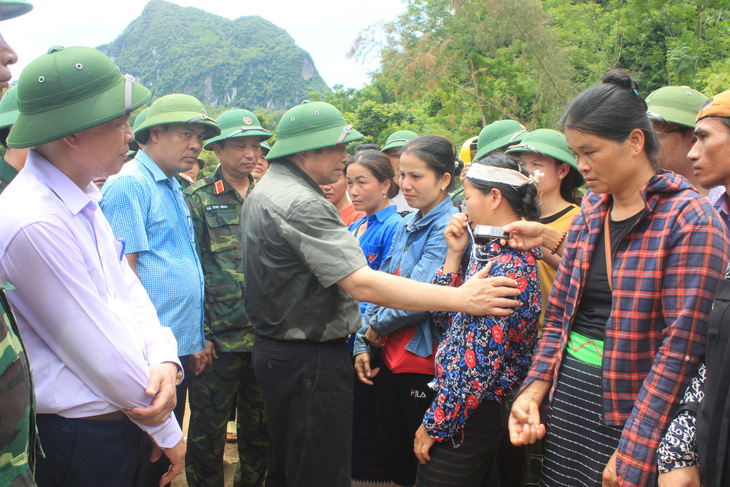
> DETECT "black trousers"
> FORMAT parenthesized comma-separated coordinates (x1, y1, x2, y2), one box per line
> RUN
(253, 335, 353, 487)
(35, 414, 147, 487)
(141, 355, 190, 487)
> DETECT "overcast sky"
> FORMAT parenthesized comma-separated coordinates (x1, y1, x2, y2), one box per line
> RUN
(1, 0, 405, 90)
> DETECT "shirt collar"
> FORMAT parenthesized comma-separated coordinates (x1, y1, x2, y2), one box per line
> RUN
(135, 149, 174, 183)
(26, 149, 101, 216)
(213, 164, 254, 196)
(406, 197, 452, 231)
(369, 205, 398, 223)
(275, 159, 326, 196)
(713, 189, 730, 216)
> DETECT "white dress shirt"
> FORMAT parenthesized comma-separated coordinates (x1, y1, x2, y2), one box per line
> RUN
(0, 150, 182, 448)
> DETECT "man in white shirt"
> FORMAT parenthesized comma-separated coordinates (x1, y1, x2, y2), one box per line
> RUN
(0, 46, 185, 487)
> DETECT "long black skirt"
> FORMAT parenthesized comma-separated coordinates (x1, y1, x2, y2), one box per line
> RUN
(540, 354, 623, 487)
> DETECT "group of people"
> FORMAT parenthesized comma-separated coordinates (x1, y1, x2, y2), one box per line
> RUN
(2, 2, 730, 487)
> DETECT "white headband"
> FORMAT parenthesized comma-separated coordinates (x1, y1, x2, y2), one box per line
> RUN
(466, 163, 539, 187)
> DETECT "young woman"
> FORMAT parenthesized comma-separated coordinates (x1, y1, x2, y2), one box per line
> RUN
(346, 150, 403, 274)
(508, 72, 728, 487)
(414, 154, 542, 486)
(353, 135, 458, 487)
(346, 150, 403, 486)
(505, 129, 584, 332)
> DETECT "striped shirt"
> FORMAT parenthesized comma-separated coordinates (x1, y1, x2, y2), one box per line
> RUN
(524, 170, 729, 486)
(101, 150, 205, 356)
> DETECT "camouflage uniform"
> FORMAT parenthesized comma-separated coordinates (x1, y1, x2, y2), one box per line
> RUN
(184, 166, 267, 487)
(0, 279, 39, 487)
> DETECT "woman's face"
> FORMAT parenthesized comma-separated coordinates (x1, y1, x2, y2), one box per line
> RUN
(518, 153, 568, 200)
(565, 128, 634, 195)
(346, 162, 390, 215)
(398, 151, 450, 214)
(463, 178, 495, 228)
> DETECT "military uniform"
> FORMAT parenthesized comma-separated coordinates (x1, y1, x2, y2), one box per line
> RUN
(0, 280, 39, 487)
(0, 157, 18, 194)
(184, 165, 267, 487)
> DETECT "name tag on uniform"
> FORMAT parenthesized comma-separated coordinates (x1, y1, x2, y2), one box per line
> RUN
(205, 204, 230, 211)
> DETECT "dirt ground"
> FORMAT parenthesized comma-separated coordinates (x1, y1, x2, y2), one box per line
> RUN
(171, 401, 238, 487)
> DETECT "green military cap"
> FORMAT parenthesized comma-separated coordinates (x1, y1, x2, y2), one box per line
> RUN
(203, 109, 271, 151)
(134, 93, 220, 144)
(127, 106, 149, 152)
(266, 101, 363, 160)
(261, 141, 271, 153)
(381, 130, 418, 152)
(473, 120, 527, 163)
(8, 46, 151, 148)
(646, 86, 708, 129)
(0, 0, 32, 21)
(0, 85, 19, 130)
(505, 129, 583, 181)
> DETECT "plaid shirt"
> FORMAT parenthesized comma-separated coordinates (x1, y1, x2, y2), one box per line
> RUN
(524, 170, 728, 486)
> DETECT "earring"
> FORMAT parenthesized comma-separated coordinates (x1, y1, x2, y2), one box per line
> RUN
(441, 187, 445, 191)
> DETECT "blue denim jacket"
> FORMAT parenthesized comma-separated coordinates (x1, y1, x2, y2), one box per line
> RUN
(353, 197, 457, 357)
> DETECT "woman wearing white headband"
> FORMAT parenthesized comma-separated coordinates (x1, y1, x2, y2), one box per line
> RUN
(413, 153, 542, 486)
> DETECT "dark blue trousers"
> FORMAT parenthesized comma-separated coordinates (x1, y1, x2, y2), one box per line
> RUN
(35, 414, 147, 487)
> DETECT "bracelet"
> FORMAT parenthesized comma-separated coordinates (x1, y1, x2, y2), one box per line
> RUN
(551, 231, 567, 255)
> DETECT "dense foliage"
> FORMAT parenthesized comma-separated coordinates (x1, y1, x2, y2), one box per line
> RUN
(98, 0, 330, 111)
(342, 0, 730, 148)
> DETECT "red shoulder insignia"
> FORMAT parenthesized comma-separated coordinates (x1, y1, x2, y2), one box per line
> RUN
(214, 180, 224, 195)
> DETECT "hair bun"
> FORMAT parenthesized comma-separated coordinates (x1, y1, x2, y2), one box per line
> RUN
(602, 70, 639, 92)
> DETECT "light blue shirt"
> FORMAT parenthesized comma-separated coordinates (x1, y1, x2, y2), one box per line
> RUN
(101, 150, 205, 356)
(354, 196, 457, 357)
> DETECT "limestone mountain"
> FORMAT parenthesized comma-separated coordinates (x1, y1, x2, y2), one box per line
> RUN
(98, 0, 331, 110)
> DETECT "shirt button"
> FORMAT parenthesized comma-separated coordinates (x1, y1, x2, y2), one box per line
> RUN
(685, 356, 691, 362)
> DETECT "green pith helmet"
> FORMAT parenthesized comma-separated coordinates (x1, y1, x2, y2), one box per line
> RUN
(261, 141, 271, 153)
(381, 130, 418, 152)
(646, 86, 709, 129)
(203, 108, 271, 151)
(134, 93, 220, 144)
(0, 85, 19, 130)
(505, 129, 583, 181)
(474, 120, 527, 162)
(7, 46, 151, 148)
(0, 0, 32, 21)
(266, 101, 363, 160)
(128, 107, 149, 152)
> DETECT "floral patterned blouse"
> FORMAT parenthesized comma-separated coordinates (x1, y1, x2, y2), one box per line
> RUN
(423, 240, 542, 446)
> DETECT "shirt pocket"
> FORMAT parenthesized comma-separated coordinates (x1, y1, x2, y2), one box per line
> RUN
(204, 209, 241, 255)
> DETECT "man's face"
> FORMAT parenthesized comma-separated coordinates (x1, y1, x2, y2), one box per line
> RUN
(651, 118, 695, 179)
(0, 32, 18, 90)
(306, 144, 349, 185)
(75, 115, 135, 182)
(214, 136, 261, 180)
(688, 117, 730, 189)
(384, 147, 402, 175)
(320, 171, 348, 205)
(149, 123, 207, 178)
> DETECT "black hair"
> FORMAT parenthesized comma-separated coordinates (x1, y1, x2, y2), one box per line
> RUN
(354, 143, 381, 152)
(468, 153, 541, 221)
(345, 150, 400, 199)
(699, 98, 730, 134)
(402, 135, 457, 191)
(454, 157, 465, 182)
(561, 70, 659, 169)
